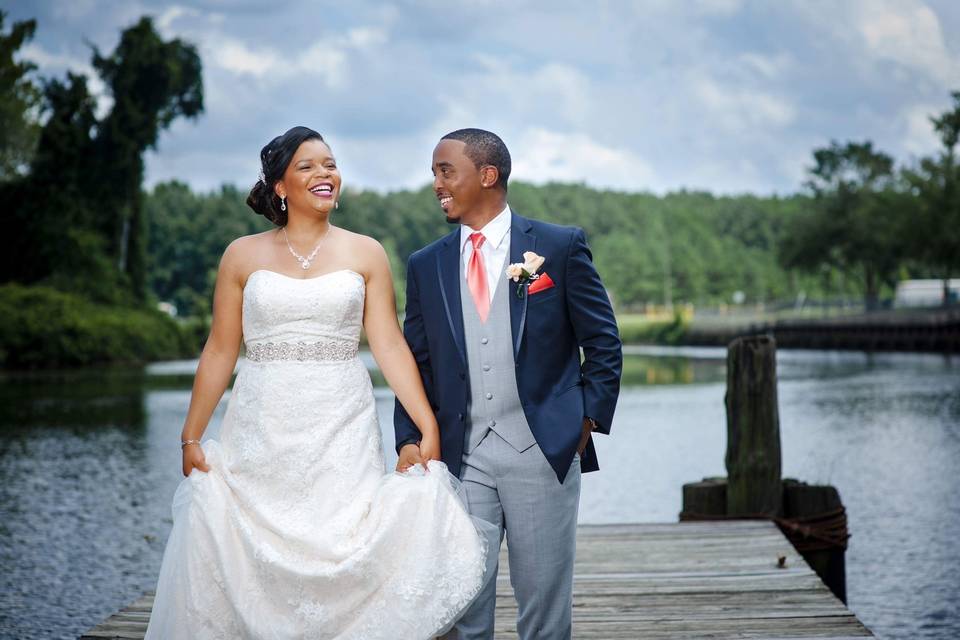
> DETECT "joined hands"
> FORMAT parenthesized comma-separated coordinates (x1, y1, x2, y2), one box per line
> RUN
(396, 433, 440, 473)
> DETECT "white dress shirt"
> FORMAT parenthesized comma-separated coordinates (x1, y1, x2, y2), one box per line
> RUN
(460, 205, 511, 301)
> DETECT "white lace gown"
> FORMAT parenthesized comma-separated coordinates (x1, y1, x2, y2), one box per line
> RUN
(145, 269, 489, 640)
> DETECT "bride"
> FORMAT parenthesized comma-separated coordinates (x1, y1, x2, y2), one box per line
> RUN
(145, 126, 490, 639)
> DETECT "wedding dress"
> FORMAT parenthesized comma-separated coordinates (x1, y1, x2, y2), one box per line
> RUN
(145, 269, 489, 639)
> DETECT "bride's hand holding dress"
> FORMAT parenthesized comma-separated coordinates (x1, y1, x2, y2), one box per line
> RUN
(181, 442, 210, 477)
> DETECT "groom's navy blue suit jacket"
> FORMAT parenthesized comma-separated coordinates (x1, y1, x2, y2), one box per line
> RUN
(393, 212, 622, 483)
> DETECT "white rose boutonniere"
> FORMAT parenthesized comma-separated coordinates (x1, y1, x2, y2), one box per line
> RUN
(505, 251, 545, 297)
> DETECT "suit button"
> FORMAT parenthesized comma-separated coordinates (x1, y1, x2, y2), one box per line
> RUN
(459, 371, 465, 380)
(485, 393, 493, 400)
(488, 419, 496, 427)
(457, 413, 464, 421)
(481, 337, 488, 345)
(482, 364, 490, 371)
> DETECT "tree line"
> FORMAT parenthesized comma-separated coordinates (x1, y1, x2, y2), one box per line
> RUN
(147, 138, 959, 319)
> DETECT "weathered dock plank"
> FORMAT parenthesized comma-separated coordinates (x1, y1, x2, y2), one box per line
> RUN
(82, 521, 873, 639)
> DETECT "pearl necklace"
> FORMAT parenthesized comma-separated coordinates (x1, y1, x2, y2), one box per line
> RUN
(282, 225, 331, 270)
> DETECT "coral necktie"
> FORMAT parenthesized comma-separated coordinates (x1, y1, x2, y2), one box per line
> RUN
(467, 232, 490, 322)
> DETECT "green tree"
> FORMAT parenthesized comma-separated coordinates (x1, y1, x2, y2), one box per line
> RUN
(0, 12, 41, 180)
(90, 16, 203, 300)
(146, 182, 268, 316)
(2, 72, 104, 291)
(905, 92, 960, 306)
(1, 16, 203, 304)
(780, 141, 904, 310)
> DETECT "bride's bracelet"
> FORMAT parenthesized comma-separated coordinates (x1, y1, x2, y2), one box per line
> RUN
(181, 439, 202, 448)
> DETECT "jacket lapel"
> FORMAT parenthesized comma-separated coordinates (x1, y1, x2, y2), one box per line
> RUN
(436, 230, 467, 367)
(509, 212, 536, 360)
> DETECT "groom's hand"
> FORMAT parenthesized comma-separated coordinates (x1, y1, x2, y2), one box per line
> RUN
(418, 432, 441, 464)
(577, 418, 594, 456)
(396, 443, 424, 472)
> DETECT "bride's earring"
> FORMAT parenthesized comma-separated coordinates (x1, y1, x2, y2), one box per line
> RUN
(280, 195, 287, 212)
(335, 200, 339, 210)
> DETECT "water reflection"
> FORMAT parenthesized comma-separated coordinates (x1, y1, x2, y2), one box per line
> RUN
(0, 369, 148, 432)
(621, 353, 724, 386)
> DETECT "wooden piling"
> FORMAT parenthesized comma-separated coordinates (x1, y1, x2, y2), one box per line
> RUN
(781, 479, 849, 603)
(724, 335, 782, 517)
(683, 334, 849, 604)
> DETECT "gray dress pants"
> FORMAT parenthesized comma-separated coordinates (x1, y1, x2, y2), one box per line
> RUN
(447, 430, 580, 640)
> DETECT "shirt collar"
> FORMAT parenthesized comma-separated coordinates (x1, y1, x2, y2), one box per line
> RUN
(460, 205, 512, 253)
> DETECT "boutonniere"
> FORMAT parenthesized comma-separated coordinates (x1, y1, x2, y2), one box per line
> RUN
(505, 251, 545, 298)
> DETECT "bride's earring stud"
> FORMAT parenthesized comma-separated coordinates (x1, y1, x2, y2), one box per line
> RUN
(335, 200, 339, 210)
(280, 195, 287, 212)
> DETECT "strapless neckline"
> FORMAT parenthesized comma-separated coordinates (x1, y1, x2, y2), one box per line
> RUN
(245, 268, 364, 289)
(241, 267, 366, 348)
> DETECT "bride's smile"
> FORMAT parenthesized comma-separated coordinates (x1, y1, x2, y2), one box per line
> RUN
(281, 138, 341, 214)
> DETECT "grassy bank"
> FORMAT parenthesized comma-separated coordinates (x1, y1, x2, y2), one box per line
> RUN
(0, 284, 198, 369)
(617, 313, 690, 346)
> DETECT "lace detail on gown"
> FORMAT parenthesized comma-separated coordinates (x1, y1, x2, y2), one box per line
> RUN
(145, 269, 490, 640)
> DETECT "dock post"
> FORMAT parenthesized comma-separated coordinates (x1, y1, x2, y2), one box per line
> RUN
(681, 334, 849, 603)
(725, 335, 782, 517)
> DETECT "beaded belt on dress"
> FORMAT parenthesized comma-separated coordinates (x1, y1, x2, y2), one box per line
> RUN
(244, 340, 358, 362)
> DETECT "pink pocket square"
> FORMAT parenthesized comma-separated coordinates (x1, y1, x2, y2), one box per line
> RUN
(528, 273, 555, 295)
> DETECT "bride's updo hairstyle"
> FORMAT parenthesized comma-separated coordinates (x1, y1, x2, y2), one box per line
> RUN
(246, 126, 326, 226)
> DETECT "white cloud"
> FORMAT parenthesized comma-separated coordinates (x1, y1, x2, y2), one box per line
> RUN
(645, 0, 743, 17)
(692, 75, 796, 133)
(512, 128, 658, 191)
(154, 5, 201, 33)
(901, 103, 943, 156)
(346, 27, 387, 50)
(693, 0, 744, 16)
(738, 52, 793, 80)
(207, 37, 282, 78)
(794, 0, 960, 87)
(855, 0, 959, 86)
(199, 25, 387, 89)
(50, 0, 99, 21)
(19, 42, 111, 117)
(467, 61, 592, 126)
(20, 42, 77, 70)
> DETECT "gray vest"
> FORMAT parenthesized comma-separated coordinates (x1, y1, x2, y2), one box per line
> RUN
(461, 256, 537, 453)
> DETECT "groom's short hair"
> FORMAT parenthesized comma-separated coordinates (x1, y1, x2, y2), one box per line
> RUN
(441, 128, 511, 192)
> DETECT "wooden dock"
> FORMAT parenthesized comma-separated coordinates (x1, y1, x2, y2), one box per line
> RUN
(684, 307, 960, 353)
(83, 520, 873, 639)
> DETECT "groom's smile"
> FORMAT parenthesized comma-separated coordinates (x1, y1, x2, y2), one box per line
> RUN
(432, 138, 490, 226)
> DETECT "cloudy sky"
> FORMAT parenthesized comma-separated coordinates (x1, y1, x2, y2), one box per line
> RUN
(8, 0, 960, 195)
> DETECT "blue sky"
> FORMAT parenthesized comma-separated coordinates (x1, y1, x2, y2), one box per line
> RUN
(7, 0, 960, 195)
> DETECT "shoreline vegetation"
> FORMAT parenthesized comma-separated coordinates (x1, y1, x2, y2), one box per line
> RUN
(0, 284, 201, 369)
(4, 296, 956, 371)
(1, 14, 957, 370)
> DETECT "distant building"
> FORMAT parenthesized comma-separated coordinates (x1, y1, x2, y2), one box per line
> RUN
(157, 301, 178, 317)
(894, 279, 960, 308)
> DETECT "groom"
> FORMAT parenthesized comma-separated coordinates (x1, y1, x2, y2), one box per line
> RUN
(394, 128, 622, 639)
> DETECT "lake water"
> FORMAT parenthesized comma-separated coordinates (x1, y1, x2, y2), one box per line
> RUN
(0, 347, 957, 639)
